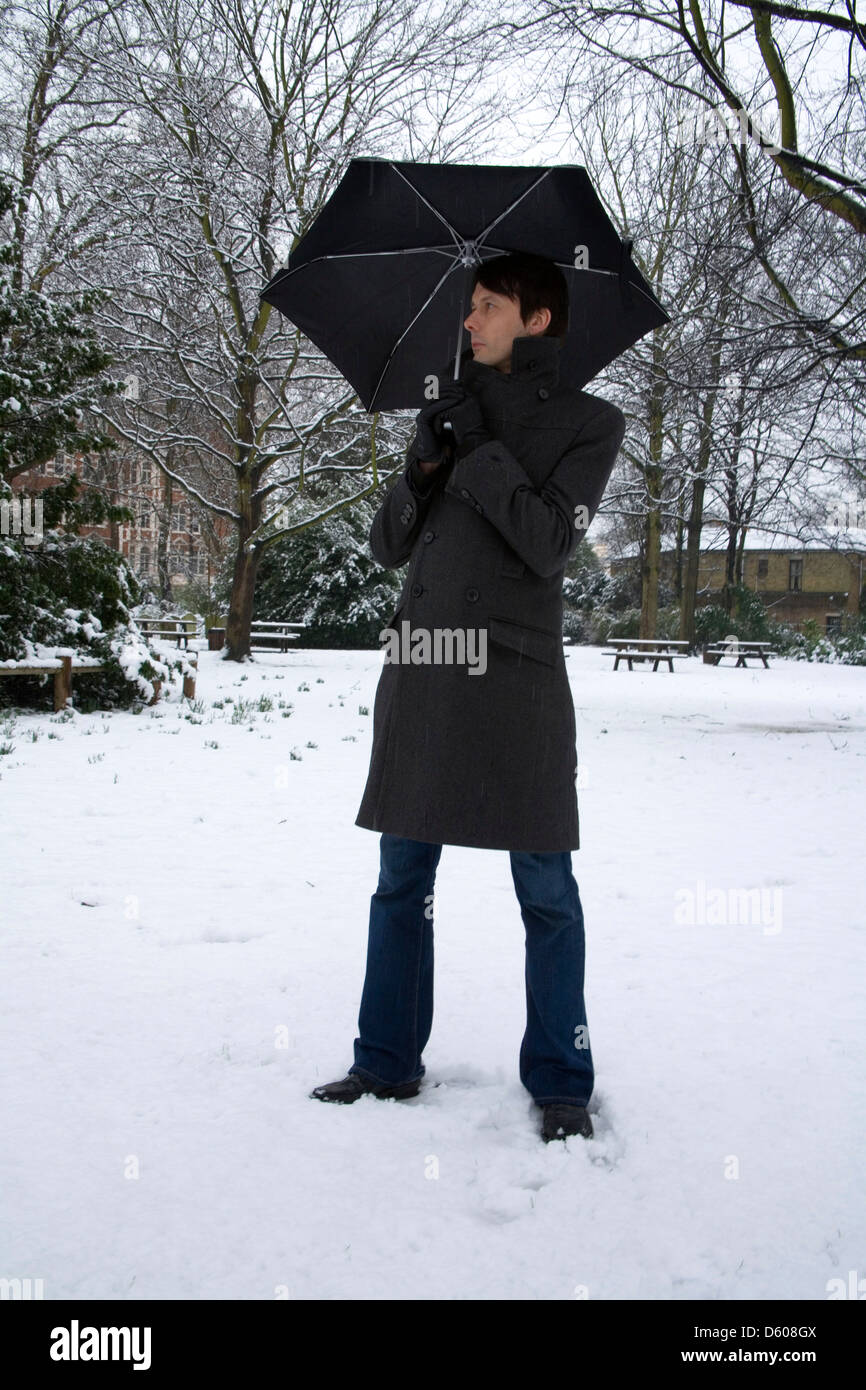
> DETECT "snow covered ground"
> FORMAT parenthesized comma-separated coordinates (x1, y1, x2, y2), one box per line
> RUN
(1, 644, 863, 1300)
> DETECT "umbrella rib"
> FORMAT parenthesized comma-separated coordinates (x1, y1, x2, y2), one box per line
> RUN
(553, 259, 668, 308)
(368, 260, 464, 411)
(386, 164, 464, 251)
(266, 247, 457, 290)
(475, 169, 555, 244)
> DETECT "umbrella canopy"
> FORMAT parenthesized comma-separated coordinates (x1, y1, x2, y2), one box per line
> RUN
(260, 157, 669, 412)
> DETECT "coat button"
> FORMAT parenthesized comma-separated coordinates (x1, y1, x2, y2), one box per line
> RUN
(461, 488, 470, 498)
(474, 504, 483, 513)
(466, 587, 479, 602)
(423, 530, 434, 542)
(538, 387, 549, 400)
(411, 582, 424, 597)
(528, 359, 537, 370)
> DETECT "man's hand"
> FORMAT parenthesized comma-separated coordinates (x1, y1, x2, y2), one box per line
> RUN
(410, 392, 458, 466)
(435, 385, 491, 460)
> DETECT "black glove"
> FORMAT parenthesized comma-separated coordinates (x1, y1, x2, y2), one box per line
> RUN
(409, 393, 457, 464)
(435, 385, 491, 460)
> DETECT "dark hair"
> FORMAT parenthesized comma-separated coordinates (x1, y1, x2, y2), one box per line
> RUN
(472, 251, 569, 340)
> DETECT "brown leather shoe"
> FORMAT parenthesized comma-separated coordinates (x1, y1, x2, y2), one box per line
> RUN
(309, 1072, 421, 1104)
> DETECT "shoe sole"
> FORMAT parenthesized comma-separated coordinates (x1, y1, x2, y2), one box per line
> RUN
(310, 1080, 421, 1104)
(542, 1125, 593, 1142)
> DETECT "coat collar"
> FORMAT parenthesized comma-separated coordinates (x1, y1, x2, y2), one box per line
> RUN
(460, 333, 562, 392)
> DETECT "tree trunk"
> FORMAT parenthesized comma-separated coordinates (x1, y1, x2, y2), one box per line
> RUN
(224, 455, 263, 661)
(640, 475, 663, 638)
(680, 474, 707, 647)
(722, 524, 739, 615)
(158, 469, 173, 603)
(224, 535, 259, 660)
(640, 334, 666, 638)
(673, 511, 684, 603)
(681, 281, 731, 645)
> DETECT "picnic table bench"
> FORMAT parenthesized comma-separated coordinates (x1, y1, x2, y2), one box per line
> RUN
(703, 640, 772, 668)
(249, 620, 307, 652)
(602, 637, 691, 672)
(136, 615, 198, 647)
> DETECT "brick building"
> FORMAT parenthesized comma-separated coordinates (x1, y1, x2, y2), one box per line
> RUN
(10, 444, 232, 594)
(607, 524, 866, 634)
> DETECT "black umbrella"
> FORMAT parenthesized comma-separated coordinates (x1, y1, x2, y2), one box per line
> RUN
(260, 157, 669, 412)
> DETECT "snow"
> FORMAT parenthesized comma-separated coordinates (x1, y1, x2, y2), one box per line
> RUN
(1, 644, 863, 1300)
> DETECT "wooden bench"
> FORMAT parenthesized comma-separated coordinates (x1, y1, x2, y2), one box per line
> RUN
(0, 655, 105, 711)
(249, 620, 307, 652)
(603, 637, 690, 672)
(136, 615, 198, 647)
(0, 651, 197, 709)
(703, 640, 772, 668)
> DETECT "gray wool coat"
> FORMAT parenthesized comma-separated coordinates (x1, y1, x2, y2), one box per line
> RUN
(354, 332, 626, 852)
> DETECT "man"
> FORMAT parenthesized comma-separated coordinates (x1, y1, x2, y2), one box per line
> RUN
(310, 251, 626, 1143)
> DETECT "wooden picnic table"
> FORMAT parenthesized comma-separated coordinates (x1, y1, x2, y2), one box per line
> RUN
(703, 640, 772, 669)
(605, 638, 691, 648)
(249, 620, 307, 653)
(603, 637, 690, 671)
(136, 615, 198, 648)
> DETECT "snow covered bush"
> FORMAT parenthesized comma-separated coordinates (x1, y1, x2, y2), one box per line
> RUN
(773, 616, 866, 666)
(0, 530, 194, 709)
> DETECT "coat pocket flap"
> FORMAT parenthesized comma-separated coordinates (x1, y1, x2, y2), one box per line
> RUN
(488, 615, 559, 666)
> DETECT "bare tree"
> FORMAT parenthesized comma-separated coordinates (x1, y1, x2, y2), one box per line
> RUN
(501, 54, 855, 638)
(488, 0, 866, 380)
(64, 0, 504, 658)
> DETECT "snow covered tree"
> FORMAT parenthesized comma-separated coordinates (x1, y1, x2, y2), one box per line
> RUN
(0, 175, 126, 485)
(248, 475, 401, 649)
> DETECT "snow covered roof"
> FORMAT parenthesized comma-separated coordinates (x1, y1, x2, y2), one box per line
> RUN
(609, 524, 866, 560)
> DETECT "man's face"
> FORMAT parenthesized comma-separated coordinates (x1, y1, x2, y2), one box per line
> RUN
(464, 282, 550, 372)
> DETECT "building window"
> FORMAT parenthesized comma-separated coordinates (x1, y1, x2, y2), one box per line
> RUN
(757, 557, 768, 579)
(788, 558, 803, 592)
(141, 462, 151, 484)
(140, 546, 150, 573)
(826, 614, 842, 634)
(190, 512, 199, 532)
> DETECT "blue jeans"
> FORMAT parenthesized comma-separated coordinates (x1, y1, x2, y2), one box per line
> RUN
(349, 833, 594, 1105)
